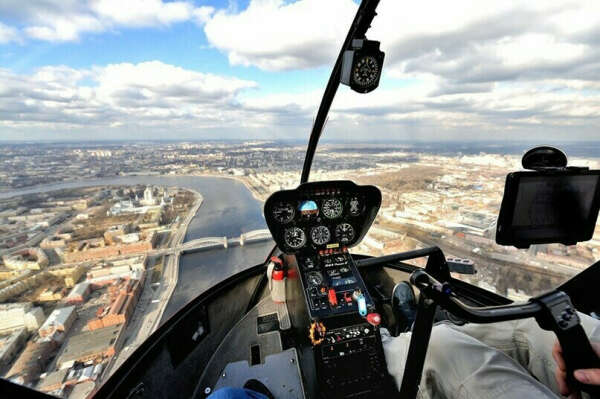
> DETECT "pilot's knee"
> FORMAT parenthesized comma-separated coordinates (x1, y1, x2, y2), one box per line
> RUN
(426, 324, 466, 365)
(429, 324, 460, 349)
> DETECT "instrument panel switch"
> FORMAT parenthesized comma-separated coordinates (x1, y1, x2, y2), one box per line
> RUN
(356, 293, 367, 317)
(366, 313, 381, 327)
(328, 288, 338, 307)
(344, 292, 353, 303)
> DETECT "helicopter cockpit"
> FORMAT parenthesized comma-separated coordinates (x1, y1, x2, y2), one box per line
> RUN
(76, 147, 600, 399)
(2, 1, 599, 399)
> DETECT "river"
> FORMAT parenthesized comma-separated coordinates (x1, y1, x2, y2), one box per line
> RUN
(1, 175, 274, 322)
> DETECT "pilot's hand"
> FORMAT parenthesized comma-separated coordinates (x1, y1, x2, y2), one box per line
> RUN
(553, 340, 600, 398)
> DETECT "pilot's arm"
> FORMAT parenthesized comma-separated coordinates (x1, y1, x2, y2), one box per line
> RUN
(553, 341, 600, 397)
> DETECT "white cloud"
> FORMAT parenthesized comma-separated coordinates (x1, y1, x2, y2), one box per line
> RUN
(204, 0, 357, 71)
(25, 15, 105, 42)
(0, 62, 257, 131)
(90, 0, 194, 27)
(0, 21, 19, 43)
(203, 1, 600, 86)
(196, 0, 600, 140)
(2, 59, 600, 141)
(193, 6, 216, 25)
(0, 0, 213, 42)
(2, 1, 600, 141)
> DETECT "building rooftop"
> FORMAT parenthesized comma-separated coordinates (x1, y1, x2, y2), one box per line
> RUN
(37, 368, 69, 392)
(68, 380, 95, 399)
(67, 282, 90, 298)
(0, 302, 31, 312)
(56, 324, 123, 366)
(39, 306, 76, 331)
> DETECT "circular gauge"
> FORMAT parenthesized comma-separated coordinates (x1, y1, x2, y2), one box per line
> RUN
(353, 55, 380, 88)
(348, 197, 363, 216)
(272, 202, 295, 224)
(306, 271, 323, 287)
(310, 225, 331, 245)
(335, 223, 355, 244)
(322, 198, 343, 219)
(284, 227, 306, 249)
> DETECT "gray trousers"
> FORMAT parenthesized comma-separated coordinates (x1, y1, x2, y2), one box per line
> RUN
(381, 313, 600, 399)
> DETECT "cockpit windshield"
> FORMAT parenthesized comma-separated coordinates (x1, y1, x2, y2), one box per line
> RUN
(0, 1, 599, 398)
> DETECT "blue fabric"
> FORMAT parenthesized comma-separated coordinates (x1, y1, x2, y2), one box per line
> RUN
(207, 387, 269, 399)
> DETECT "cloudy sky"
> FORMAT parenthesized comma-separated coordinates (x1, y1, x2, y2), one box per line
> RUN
(0, 0, 599, 142)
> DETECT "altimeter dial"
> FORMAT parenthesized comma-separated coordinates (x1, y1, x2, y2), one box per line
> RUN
(322, 198, 343, 219)
(272, 202, 295, 224)
(284, 227, 306, 249)
(310, 225, 331, 245)
(335, 223, 355, 244)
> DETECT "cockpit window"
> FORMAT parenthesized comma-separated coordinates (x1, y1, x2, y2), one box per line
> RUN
(1, 0, 599, 398)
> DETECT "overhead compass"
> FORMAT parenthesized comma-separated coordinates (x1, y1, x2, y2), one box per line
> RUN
(353, 56, 380, 89)
(340, 39, 385, 93)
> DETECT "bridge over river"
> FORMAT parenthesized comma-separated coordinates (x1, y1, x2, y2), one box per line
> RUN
(150, 229, 273, 256)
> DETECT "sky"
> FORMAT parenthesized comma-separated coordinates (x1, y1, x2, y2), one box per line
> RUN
(0, 0, 599, 142)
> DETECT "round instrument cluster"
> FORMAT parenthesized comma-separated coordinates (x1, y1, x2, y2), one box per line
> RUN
(264, 182, 382, 254)
(275, 196, 363, 250)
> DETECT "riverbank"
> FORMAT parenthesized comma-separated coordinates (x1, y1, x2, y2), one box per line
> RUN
(154, 189, 203, 328)
(0, 172, 269, 204)
(103, 189, 203, 380)
(184, 172, 267, 203)
(0, 174, 270, 313)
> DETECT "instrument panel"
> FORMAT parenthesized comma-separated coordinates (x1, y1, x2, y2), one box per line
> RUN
(264, 180, 381, 254)
(297, 249, 375, 319)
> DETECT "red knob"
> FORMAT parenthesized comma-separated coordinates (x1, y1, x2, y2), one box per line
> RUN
(328, 288, 338, 307)
(367, 313, 381, 326)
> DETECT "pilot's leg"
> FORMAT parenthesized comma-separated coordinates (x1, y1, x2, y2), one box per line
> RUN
(381, 324, 559, 399)
(447, 313, 600, 396)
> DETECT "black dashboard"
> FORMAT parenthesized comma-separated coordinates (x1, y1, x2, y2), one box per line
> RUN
(265, 181, 394, 398)
(264, 180, 381, 254)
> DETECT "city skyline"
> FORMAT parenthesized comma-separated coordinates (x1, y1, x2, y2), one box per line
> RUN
(1, 1, 599, 141)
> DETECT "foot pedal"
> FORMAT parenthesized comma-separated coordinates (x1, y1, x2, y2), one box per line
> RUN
(277, 302, 291, 330)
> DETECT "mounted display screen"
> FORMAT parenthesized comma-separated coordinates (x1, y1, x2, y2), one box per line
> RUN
(496, 170, 600, 248)
(264, 180, 381, 254)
